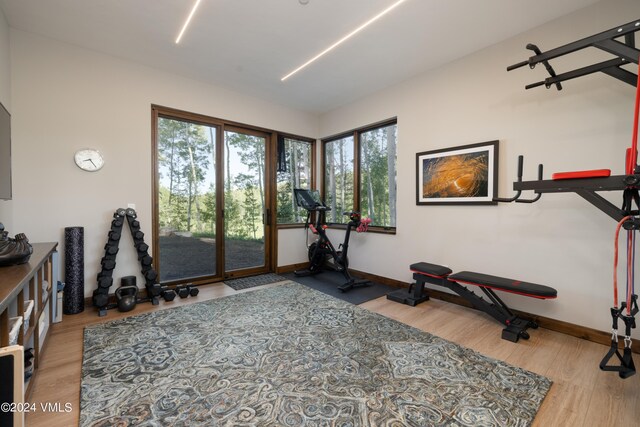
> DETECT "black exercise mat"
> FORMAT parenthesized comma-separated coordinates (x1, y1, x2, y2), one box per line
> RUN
(282, 270, 396, 305)
(224, 273, 289, 290)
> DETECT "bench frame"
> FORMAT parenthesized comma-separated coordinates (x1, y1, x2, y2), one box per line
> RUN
(387, 271, 539, 342)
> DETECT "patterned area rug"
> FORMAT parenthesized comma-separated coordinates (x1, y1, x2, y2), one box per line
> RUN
(224, 273, 288, 290)
(80, 282, 551, 426)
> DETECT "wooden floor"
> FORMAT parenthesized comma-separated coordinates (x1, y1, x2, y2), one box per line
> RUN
(26, 281, 639, 427)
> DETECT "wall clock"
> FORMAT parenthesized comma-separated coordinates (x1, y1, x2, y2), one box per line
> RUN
(74, 148, 104, 172)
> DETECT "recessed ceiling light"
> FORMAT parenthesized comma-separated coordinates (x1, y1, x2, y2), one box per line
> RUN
(175, 0, 203, 44)
(281, 0, 409, 81)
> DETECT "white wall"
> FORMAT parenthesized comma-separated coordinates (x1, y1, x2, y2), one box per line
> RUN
(0, 7, 11, 228)
(320, 0, 640, 335)
(10, 30, 317, 297)
(8, 0, 640, 336)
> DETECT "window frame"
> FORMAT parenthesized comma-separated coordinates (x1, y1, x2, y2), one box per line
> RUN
(275, 133, 317, 229)
(321, 117, 397, 234)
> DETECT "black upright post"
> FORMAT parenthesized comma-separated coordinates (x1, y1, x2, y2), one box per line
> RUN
(64, 226, 84, 314)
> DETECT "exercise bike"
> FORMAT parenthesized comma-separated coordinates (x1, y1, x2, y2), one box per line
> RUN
(293, 188, 371, 292)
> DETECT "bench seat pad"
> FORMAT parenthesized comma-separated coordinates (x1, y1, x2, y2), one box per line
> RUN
(448, 271, 557, 299)
(410, 262, 453, 277)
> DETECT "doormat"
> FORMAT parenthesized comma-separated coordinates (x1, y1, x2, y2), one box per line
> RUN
(224, 273, 288, 290)
(80, 283, 551, 426)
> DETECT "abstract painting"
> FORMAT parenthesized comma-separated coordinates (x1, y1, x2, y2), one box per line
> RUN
(416, 140, 498, 205)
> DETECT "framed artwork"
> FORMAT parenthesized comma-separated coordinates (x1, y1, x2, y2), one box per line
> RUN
(416, 140, 498, 205)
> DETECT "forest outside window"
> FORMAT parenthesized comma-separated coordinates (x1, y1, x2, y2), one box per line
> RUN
(324, 136, 355, 224)
(323, 119, 397, 231)
(277, 137, 315, 225)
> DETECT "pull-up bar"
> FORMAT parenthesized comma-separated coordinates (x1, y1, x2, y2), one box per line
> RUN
(505, 20, 640, 380)
(509, 19, 640, 90)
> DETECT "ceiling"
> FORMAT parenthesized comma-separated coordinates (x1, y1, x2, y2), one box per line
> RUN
(0, 0, 600, 113)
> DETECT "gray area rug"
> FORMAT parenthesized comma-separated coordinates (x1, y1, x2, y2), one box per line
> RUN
(224, 273, 288, 290)
(80, 282, 551, 426)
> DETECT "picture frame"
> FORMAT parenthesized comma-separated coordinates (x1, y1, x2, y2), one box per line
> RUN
(416, 140, 498, 205)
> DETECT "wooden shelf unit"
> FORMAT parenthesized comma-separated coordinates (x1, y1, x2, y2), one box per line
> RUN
(0, 242, 59, 399)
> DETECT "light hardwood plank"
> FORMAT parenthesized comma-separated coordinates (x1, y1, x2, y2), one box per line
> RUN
(532, 382, 591, 427)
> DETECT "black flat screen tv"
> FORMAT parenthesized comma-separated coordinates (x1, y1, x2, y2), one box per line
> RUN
(0, 101, 10, 200)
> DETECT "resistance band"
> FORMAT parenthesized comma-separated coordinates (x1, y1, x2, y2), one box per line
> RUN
(613, 216, 632, 309)
(603, 66, 640, 375)
(632, 230, 636, 312)
(602, 215, 638, 378)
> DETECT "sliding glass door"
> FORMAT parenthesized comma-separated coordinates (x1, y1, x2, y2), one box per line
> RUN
(156, 116, 218, 282)
(223, 128, 268, 273)
(153, 108, 273, 284)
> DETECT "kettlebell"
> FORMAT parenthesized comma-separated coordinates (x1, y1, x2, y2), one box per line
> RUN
(115, 278, 138, 312)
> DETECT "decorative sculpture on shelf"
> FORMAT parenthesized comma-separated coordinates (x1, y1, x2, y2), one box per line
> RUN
(0, 222, 33, 266)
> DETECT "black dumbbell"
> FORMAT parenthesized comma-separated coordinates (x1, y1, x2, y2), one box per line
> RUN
(101, 258, 116, 270)
(93, 292, 109, 308)
(187, 285, 199, 297)
(144, 270, 157, 281)
(105, 245, 119, 255)
(161, 288, 176, 302)
(175, 285, 189, 298)
(148, 283, 163, 297)
(97, 276, 113, 289)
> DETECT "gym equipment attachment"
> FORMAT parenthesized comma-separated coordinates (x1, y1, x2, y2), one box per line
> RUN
(504, 37, 640, 376)
(493, 155, 544, 203)
(115, 276, 138, 313)
(599, 216, 639, 378)
(92, 208, 163, 316)
(508, 19, 640, 90)
(387, 262, 557, 343)
(293, 188, 371, 292)
(600, 297, 638, 379)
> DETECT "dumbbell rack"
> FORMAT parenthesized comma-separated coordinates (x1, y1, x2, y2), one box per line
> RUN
(92, 208, 162, 316)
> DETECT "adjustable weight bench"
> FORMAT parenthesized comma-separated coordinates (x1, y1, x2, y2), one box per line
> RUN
(387, 262, 557, 342)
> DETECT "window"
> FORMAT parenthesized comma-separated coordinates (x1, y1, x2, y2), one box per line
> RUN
(276, 136, 315, 224)
(324, 136, 354, 224)
(323, 119, 397, 230)
(360, 123, 397, 228)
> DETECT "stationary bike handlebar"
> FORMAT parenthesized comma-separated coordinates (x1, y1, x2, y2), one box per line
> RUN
(294, 188, 326, 211)
(294, 189, 365, 228)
